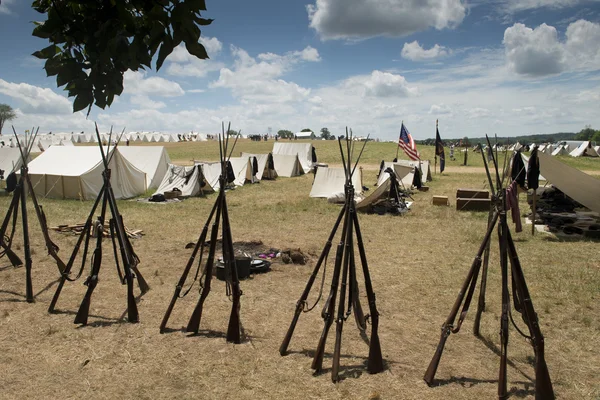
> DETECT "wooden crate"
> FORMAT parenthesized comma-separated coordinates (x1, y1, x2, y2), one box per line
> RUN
(456, 197, 491, 212)
(432, 195, 449, 206)
(456, 188, 489, 199)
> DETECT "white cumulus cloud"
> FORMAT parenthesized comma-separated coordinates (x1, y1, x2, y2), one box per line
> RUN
(210, 46, 318, 103)
(504, 19, 600, 77)
(307, 0, 467, 40)
(0, 79, 72, 114)
(165, 37, 225, 78)
(500, 0, 599, 13)
(342, 71, 418, 98)
(123, 71, 184, 97)
(130, 95, 166, 110)
(0, 0, 16, 14)
(401, 41, 449, 61)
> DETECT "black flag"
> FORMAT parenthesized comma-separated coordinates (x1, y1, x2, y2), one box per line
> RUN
(435, 122, 445, 173)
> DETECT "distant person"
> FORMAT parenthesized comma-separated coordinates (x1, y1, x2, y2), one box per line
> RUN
(126, 139, 130, 146)
(450, 144, 455, 161)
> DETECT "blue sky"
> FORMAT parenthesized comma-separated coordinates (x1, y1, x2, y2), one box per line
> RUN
(1, 0, 599, 140)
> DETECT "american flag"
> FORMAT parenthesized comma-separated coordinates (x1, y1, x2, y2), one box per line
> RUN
(398, 123, 420, 161)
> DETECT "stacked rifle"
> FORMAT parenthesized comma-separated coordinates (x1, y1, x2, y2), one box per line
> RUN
(48, 124, 149, 324)
(279, 129, 384, 382)
(160, 122, 242, 343)
(0, 127, 66, 302)
(423, 137, 555, 400)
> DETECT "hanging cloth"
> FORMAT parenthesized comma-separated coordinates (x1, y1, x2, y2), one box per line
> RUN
(511, 150, 526, 189)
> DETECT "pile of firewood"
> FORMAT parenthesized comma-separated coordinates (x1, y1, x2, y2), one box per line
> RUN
(50, 223, 143, 239)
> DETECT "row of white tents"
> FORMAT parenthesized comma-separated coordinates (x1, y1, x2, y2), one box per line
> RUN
(309, 159, 432, 208)
(155, 143, 315, 197)
(507, 141, 599, 157)
(4, 143, 318, 201)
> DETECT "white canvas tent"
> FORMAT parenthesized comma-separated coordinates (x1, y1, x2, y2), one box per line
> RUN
(241, 152, 277, 181)
(569, 141, 599, 157)
(154, 164, 205, 197)
(272, 154, 304, 177)
(118, 146, 170, 190)
(551, 144, 569, 156)
(228, 156, 255, 186)
(356, 164, 413, 211)
(0, 148, 29, 175)
(272, 142, 314, 172)
(194, 162, 221, 191)
(24, 146, 147, 200)
(537, 151, 600, 213)
(376, 163, 415, 188)
(394, 159, 431, 182)
(309, 167, 362, 199)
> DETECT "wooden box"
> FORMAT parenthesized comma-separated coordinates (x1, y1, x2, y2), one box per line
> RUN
(432, 195, 449, 206)
(456, 197, 491, 212)
(456, 188, 489, 199)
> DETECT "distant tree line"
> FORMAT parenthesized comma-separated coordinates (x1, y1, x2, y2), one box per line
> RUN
(415, 128, 600, 146)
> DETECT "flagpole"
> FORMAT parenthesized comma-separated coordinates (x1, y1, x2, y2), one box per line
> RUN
(434, 119, 438, 174)
(395, 121, 402, 161)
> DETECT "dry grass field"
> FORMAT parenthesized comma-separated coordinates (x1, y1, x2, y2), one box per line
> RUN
(1, 139, 599, 399)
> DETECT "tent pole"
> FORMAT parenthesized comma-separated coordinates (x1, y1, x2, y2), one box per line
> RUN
(531, 189, 536, 236)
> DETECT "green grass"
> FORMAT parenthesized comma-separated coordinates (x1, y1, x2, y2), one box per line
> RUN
(1, 142, 599, 400)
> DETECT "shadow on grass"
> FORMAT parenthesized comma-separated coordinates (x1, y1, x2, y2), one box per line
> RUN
(428, 376, 535, 398)
(283, 348, 392, 382)
(51, 309, 123, 326)
(478, 335, 534, 382)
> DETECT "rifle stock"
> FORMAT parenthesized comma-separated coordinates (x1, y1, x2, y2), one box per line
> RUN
(131, 265, 150, 294)
(312, 241, 344, 372)
(186, 213, 220, 334)
(534, 341, 554, 400)
(1, 242, 22, 266)
(30, 185, 66, 273)
(280, 205, 345, 355)
(226, 284, 241, 343)
(74, 219, 103, 325)
(331, 318, 344, 382)
(352, 210, 384, 374)
(160, 209, 214, 333)
(424, 326, 450, 385)
(367, 312, 383, 374)
(506, 230, 555, 399)
(126, 270, 139, 323)
(498, 307, 509, 400)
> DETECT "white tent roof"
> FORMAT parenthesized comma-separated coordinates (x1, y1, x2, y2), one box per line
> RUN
(551, 144, 569, 156)
(272, 142, 314, 172)
(155, 164, 204, 197)
(377, 163, 415, 188)
(0, 148, 28, 175)
(394, 159, 431, 182)
(241, 153, 277, 181)
(119, 146, 171, 190)
(25, 146, 147, 200)
(228, 156, 254, 186)
(272, 154, 304, 177)
(195, 162, 222, 191)
(538, 151, 600, 213)
(309, 167, 362, 198)
(569, 141, 599, 157)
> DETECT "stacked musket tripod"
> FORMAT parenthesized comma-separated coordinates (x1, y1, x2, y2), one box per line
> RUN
(279, 130, 384, 382)
(48, 124, 149, 324)
(423, 136, 554, 400)
(160, 123, 242, 343)
(0, 127, 66, 302)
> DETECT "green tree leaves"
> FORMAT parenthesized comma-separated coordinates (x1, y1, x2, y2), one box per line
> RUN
(0, 104, 18, 135)
(31, 0, 212, 115)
